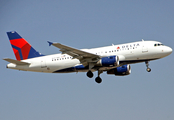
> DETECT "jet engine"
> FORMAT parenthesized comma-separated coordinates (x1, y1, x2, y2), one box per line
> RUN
(97, 55, 119, 66)
(107, 64, 131, 76)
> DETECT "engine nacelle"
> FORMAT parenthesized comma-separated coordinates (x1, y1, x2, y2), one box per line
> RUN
(107, 64, 131, 76)
(97, 55, 119, 66)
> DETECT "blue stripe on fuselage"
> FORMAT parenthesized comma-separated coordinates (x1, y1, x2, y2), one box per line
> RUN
(53, 64, 87, 73)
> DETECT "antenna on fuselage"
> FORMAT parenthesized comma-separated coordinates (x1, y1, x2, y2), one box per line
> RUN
(142, 39, 144, 41)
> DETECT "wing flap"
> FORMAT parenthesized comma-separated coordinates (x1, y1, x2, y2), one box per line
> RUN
(3, 58, 30, 65)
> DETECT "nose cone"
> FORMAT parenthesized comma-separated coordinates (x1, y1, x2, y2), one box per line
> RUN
(165, 46, 172, 55)
(165, 47, 173, 55)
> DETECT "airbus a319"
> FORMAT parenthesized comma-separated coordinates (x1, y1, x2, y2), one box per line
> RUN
(3, 31, 172, 83)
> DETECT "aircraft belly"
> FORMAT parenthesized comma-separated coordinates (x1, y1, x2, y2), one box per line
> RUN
(49, 59, 80, 73)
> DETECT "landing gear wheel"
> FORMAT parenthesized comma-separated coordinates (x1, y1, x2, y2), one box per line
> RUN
(145, 61, 151, 72)
(146, 68, 151, 72)
(95, 77, 102, 83)
(87, 70, 93, 78)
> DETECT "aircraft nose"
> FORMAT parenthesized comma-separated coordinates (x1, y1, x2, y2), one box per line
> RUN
(164, 46, 172, 55)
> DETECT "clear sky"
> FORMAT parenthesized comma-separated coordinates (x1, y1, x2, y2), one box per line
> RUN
(0, 0, 174, 120)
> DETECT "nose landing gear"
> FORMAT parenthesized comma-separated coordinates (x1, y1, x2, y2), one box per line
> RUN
(145, 61, 151, 72)
(146, 68, 151, 72)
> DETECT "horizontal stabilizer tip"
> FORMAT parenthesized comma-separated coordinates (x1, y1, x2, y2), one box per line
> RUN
(47, 41, 53, 46)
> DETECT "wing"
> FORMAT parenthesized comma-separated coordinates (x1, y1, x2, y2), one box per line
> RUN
(48, 41, 100, 66)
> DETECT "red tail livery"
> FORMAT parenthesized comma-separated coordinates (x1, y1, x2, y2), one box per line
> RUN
(7, 31, 44, 60)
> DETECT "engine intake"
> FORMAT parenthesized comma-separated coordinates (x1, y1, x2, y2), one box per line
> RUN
(97, 55, 119, 66)
(107, 64, 131, 76)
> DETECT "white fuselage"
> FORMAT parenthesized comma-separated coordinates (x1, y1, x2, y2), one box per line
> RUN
(6, 41, 172, 73)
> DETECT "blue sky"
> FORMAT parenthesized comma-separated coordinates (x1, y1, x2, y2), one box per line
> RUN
(0, 1, 174, 120)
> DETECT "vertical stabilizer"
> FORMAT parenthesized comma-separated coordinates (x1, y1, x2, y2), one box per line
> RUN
(7, 31, 44, 60)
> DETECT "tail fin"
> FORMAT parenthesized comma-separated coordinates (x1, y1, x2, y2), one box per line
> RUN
(7, 31, 44, 60)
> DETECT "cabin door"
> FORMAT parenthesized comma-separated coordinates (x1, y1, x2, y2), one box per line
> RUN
(41, 60, 47, 68)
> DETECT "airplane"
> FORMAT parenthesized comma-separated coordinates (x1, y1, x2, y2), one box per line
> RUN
(3, 31, 172, 83)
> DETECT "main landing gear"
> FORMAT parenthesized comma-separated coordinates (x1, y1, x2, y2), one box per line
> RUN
(145, 61, 151, 72)
(86, 70, 103, 84)
(95, 70, 103, 84)
(86, 70, 93, 78)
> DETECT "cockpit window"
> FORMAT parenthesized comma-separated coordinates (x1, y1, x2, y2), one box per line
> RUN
(154, 43, 164, 47)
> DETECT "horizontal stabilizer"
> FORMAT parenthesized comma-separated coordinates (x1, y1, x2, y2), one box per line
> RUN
(3, 58, 30, 65)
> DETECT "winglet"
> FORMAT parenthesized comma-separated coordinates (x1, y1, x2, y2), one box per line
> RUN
(47, 41, 53, 46)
